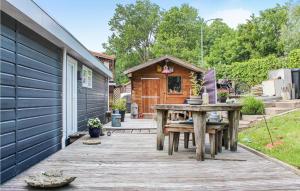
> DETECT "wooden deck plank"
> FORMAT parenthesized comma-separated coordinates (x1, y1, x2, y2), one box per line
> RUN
(2, 120, 300, 190)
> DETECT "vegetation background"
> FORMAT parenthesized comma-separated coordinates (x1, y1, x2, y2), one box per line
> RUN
(102, 0, 300, 85)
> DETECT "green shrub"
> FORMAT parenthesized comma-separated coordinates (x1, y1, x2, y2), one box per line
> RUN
(217, 92, 229, 97)
(216, 49, 300, 86)
(112, 98, 126, 111)
(241, 96, 264, 115)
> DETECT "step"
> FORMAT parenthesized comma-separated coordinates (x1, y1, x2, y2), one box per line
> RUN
(264, 101, 276, 108)
(275, 100, 300, 109)
(264, 107, 291, 115)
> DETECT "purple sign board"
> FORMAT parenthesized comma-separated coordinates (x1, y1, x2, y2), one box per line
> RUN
(204, 69, 217, 104)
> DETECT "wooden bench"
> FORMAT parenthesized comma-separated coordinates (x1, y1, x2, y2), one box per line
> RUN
(164, 122, 228, 159)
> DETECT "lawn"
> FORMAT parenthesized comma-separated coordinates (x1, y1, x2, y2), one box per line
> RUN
(239, 110, 300, 168)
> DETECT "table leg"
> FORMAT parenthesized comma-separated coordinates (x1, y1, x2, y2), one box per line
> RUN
(192, 111, 206, 161)
(156, 109, 168, 150)
(228, 110, 240, 151)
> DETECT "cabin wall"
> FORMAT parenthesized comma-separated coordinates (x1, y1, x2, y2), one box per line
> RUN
(131, 62, 193, 115)
(0, 12, 62, 183)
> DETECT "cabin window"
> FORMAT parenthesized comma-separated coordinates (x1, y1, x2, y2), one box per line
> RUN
(168, 76, 182, 94)
(82, 66, 92, 88)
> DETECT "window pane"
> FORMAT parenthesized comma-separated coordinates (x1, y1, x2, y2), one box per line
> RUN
(168, 76, 181, 93)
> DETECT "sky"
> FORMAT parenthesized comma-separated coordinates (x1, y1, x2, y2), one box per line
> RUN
(34, 0, 287, 52)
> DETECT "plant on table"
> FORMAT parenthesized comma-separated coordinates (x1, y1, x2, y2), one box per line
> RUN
(112, 98, 127, 122)
(241, 96, 264, 115)
(217, 91, 229, 103)
(87, 117, 103, 137)
(188, 72, 205, 105)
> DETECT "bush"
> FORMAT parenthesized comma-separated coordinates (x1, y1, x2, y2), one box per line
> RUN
(241, 96, 265, 115)
(112, 98, 126, 111)
(216, 49, 300, 86)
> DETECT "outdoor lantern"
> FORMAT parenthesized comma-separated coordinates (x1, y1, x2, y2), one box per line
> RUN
(162, 64, 171, 74)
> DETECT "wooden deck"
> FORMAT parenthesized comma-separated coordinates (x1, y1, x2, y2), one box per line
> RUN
(2, 120, 300, 190)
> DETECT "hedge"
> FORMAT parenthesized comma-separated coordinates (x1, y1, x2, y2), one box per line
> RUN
(215, 49, 300, 86)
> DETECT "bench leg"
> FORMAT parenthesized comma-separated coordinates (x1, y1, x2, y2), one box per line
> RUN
(168, 132, 175, 155)
(223, 128, 229, 150)
(215, 132, 218, 155)
(184, 132, 189, 148)
(192, 133, 196, 146)
(174, 132, 180, 152)
(209, 133, 215, 159)
(218, 130, 223, 153)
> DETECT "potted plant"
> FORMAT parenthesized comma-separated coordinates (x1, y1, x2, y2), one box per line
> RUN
(187, 72, 205, 105)
(112, 98, 126, 122)
(218, 92, 228, 103)
(87, 117, 103, 138)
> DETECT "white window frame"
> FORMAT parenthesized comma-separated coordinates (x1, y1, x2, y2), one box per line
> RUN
(82, 65, 92, 88)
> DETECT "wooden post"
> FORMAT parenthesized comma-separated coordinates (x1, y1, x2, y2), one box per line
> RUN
(228, 110, 240, 151)
(184, 132, 189, 148)
(192, 133, 196, 146)
(174, 133, 180, 152)
(156, 109, 168, 150)
(192, 111, 206, 161)
(209, 133, 215, 159)
(218, 130, 223, 153)
(168, 132, 174, 155)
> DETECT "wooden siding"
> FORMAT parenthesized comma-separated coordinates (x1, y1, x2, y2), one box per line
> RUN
(131, 62, 195, 115)
(0, 12, 62, 183)
(77, 63, 108, 131)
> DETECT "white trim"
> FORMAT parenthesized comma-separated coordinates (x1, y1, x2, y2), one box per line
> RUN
(61, 48, 67, 148)
(141, 78, 160, 80)
(66, 56, 78, 136)
(2, 0, 112, 78)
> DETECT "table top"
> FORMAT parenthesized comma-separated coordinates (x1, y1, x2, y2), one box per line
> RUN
(154, 103, 242, 112)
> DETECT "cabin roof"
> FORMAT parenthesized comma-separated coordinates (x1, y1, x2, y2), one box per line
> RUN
(124, 55, 206, 75)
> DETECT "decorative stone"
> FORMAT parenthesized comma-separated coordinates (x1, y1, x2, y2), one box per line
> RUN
(25, 170, 76, 188)
(82, 139, 101, 145)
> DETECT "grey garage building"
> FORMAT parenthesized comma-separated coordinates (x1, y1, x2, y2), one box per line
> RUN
(1, 0, 112, 183)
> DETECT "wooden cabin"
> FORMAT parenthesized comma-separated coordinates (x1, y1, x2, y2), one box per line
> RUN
(124, 55, 206, 117)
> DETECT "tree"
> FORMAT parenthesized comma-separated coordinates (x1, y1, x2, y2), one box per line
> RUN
(203, 20, 233, 56)
(236, 5, 288, 59)
(103, 0, 161, 84)
(152, 4, 202, 65)
(280, 2, 300, 54)
(206, 32, 240, 66)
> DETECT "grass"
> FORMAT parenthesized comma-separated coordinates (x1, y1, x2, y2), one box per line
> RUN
(239, 110, 300, 168)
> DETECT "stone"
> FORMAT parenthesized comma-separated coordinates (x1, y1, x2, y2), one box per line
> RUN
(82, 139, 101, 145)
(25, 170, 76, 188)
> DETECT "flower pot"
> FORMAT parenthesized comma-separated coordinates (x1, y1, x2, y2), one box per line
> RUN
(219, 96, 227, 103)
(187, 96, 203, 105)
(88, 127, 102, 138)
(119, 110, 126, 122)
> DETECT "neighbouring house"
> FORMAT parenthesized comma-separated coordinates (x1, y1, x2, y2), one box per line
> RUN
(1, 0, 112, 183)
(124, 55, 206, 117)
(90, 51, 116, 109)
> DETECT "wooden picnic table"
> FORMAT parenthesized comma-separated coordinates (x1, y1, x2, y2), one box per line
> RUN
(154, 103, 243, 161)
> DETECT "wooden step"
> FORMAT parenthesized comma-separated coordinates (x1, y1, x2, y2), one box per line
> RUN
(264, 107, 291, 115)
(275, 100, 300, 109)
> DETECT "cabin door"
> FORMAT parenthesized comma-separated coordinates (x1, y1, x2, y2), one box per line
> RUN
(66, 56, 78, 138)
(141, 78, 160, 114)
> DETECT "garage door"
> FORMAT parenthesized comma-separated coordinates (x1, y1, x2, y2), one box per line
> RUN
(0, 12, 62, 183)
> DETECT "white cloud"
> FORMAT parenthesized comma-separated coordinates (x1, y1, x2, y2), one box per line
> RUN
(208, 8, 252, 28)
